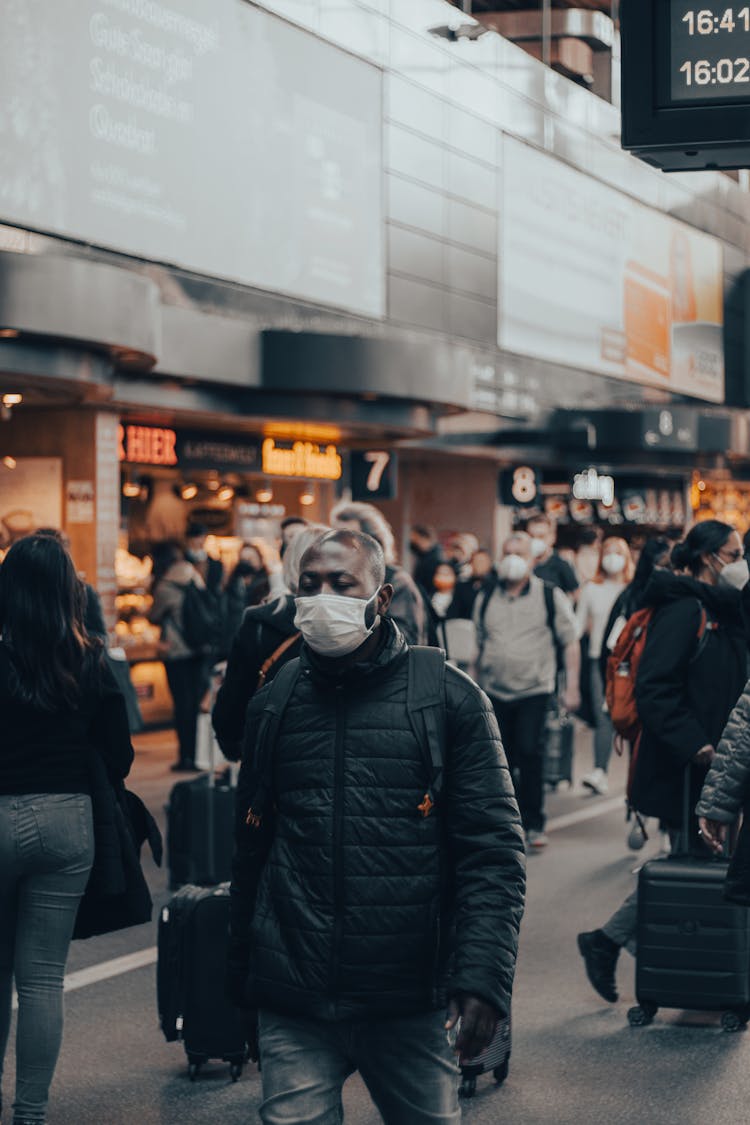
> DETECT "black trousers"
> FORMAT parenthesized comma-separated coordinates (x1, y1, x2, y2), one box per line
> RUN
(165, 656, 210, 765)
(491, 693, 552, 833)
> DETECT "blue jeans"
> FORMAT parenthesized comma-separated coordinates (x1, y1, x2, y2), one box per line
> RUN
(0, 793, 94, 1123)
(258, 1009, 461, 1125)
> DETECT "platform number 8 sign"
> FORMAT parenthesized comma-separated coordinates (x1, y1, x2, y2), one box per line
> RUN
(499, 465, 540, 508)
(350, 450, 398, 501)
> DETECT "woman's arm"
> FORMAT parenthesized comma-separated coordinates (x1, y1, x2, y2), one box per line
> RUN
(697, 680, 750, 824)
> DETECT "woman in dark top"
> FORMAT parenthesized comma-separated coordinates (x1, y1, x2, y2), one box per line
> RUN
(577, 521, 748, 1006)
(223, 541, 272, 650)
(0, 534, 134, 1125)
(213, 525, 326, 762)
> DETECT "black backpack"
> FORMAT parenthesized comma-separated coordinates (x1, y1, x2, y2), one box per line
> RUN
(242, 647, 447, 829)
(477, 578, 559, 649)
(181, 581, 223, 654)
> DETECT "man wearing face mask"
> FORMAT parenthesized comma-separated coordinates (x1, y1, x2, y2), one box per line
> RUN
(526, 515, 579, 599)
(474, 533, 580, 849)
(185, 522, 224, 593)
(228, 530, 526, 1125)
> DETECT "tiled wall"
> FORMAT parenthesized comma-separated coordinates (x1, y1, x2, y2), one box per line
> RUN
(253, 0, 750, 354)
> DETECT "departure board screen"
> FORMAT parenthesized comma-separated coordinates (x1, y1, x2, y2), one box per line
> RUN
(669, 3, 750, 102)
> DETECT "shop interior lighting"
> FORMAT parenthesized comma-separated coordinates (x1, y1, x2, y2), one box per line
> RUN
(0, 329, 19, 339)
(2, 394, 22, 406)
(2, 456, 16, 470)
(255, 484, 274, 504)
(299, 487, 316, 507)
(206, 474, 220, 491)
(180, 482, 199, 501)
(217, 484, 235, 503)
(122, 476, 141, 499)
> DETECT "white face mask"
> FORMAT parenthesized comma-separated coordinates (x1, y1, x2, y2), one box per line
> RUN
(714, 555, 750, 591)
(498, 554, 530, 583)
(294, 591, 379, 658)
(530, 537, 548, 559)
(602, 554, 626, 576)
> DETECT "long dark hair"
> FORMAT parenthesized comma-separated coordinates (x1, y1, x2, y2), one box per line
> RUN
(0, 534, 99, 710)
(630, 537, 671, 595)
(671, 520, 734, 577)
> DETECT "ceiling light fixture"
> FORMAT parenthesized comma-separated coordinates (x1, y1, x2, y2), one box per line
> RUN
(2, 455, 16, 470)
(299, 487, 315, 507)
(180, 482, 199, 501)
(217, 484, 235, 503)
(255, 485, 273, 504)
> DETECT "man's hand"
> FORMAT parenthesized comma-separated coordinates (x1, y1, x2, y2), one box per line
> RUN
(445, 993, 498, 1062)
(693, 744, 714, 767)
(699, 816, 727, 856)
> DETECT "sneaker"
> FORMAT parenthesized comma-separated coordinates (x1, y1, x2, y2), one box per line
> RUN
(577, 930, 620, 1003)
(581, 768, 609, 796)
(526, 830, 549, 849)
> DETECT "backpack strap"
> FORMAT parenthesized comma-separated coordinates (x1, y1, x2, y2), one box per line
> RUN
(542, 581, 559, 651)
(691, 602, 714, 664)
(255, 633, 301, 693)
(406, 647, 447, 816)
(243, 657, 301, 829)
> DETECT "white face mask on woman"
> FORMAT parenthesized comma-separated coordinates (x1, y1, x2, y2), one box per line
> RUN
(714, 554, 750, 591)
(294, 591, 379, 658)
(601, 554, 626, 577)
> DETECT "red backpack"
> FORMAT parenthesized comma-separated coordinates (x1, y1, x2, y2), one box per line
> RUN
(605, 603, 710, 745)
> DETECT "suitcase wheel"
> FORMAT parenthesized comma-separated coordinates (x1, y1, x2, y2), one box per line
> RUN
(187, 1055, 206, 1081)
(627, 1004, 657, 1028)
(493, 1060, 509, 1086)
(721, 1011, 747, 1033)
(459, 1075, 476, 1099)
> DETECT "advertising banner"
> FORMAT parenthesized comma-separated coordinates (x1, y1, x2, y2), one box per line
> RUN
(0, 0, 383, 318)
(499, 137, 725, 403)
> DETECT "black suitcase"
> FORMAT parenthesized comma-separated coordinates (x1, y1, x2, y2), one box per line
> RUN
(629, 771, 750, 1031)
(166, 773, 236, 889)
(157, 883, 248, 1080)
(543, 702, 574, 790)
(458, 1015, 511, 1098)
(167, 673, 237, 889)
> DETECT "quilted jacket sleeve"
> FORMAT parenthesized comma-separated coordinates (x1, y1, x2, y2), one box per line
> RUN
(227, 696, 275, 1005)
(696, 679, 750, 823)
(444, 673, 526, 1019)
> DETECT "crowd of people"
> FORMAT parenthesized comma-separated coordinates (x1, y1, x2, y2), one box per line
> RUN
(2, 504, 750, 1122)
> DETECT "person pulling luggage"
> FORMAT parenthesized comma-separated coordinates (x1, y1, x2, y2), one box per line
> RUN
(228, 529, 526, 1125)
(577, 520, 748, 1003)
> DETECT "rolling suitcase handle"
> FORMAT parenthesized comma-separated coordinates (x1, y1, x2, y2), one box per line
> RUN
(205, 663, 235, 884)
(682, 765, 731, 859)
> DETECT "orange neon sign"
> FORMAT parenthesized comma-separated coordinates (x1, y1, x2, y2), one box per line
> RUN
(261, 438, 342, 480)
(118, 425, 178, 466)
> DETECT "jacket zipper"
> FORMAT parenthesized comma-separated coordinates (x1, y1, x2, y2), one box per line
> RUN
(329, 686, 346, 999)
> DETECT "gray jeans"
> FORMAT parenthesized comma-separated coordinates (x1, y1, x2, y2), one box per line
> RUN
(258, 1008, 461, 1125)
(590, 660, 614, 772)
(0, 793, 94, 1123)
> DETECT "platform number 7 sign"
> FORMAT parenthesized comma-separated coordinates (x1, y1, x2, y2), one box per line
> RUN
(350, 450, 398, 501)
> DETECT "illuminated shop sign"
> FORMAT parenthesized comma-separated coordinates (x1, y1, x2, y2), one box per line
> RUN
(572, 468, 615, 507)
(261, 438, 342, 481)
(118, 425, 177, 467)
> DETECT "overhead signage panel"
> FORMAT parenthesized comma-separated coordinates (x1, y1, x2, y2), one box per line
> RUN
(499, 137, 725, 404)
(0, 0, 383, 317)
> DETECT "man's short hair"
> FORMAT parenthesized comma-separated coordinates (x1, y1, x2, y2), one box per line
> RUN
(526, 514, 552, 531)
(412, 524, 435, 541)
(503, 531, 532, 551)
(330, 500, 395, 564)
(186, 522, 209, 539)
(301, 529, 386, 588)
(281, 515, 308, 532)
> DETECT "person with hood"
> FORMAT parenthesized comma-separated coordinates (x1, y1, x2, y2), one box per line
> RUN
(222, 540, 273, 651)
(331, 500, 427, 645)
(212, 525, 327, 762)
(149, 541, 210, 772)
(577, 519, 748, 1005)
(227, 529, 525, 1123)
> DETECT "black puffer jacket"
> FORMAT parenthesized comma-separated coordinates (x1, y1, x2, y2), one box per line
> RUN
(632, 571, 747, 827)
(228, 621, 526, 1022)
(212, 596, 302, 762)
(696, 678, 750, 824)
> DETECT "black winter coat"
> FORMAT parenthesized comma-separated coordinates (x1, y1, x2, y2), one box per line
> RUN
(213, 596, 302, 762)
(632, 571, 747, 828)
(228, 622, 526, 1023)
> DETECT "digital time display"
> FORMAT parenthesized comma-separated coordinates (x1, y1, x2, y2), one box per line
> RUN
(670, 3, 750, 102)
